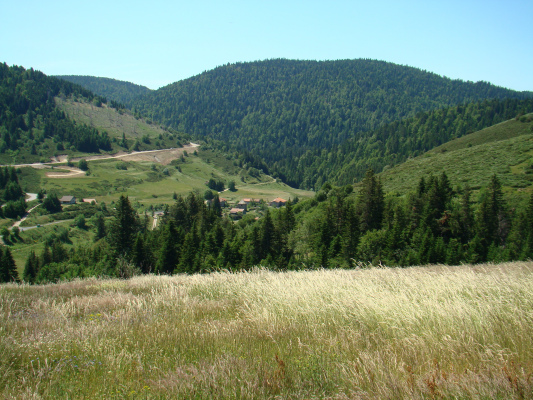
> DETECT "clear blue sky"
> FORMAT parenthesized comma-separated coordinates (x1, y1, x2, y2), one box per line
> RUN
(2, 0, 532, 91)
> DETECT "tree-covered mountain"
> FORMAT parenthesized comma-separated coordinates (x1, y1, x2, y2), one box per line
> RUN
(286, 98, 533, 189)
(56, 76, 152, 105)
(129, 59, 533, 188)
(0, 63, 113, 163)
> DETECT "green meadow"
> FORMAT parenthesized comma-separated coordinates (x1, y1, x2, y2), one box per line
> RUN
(35, 151, 312, 206)
(380, 114, 533, 198)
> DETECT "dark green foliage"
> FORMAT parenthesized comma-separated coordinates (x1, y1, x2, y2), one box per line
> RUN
(108, 195, 140, 257)
(20, 169, 533, 283)
(55, 75, 152, 105)
(0, 247, 18, 283)
(78, 159, 88, 171)
(131, 234, 154, 274)
(0, 64, 111, 161)
(0, 167, 24, 206)
(130, 59, 532, 188)
(155, 221, 180, 274)
(94, 213, 106, 240)
(357, 169, 384, 233)
(22, 251, 38, 284)
(42, 193, 62, 213)
(207, 178, 225, 192)
(74, 215, 87, 229)
(2, 198, 26, 219)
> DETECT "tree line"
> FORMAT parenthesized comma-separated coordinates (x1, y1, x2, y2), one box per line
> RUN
(15, 170, 533, 284)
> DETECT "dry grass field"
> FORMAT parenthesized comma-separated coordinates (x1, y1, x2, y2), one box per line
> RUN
(1, 263, 533, 399)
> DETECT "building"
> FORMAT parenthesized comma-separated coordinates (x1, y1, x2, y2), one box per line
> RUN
(269, 197, 287, 208)
(59, 196, 76, 204)
(236, 200, 248, 211)
(229, 208, 245, 220)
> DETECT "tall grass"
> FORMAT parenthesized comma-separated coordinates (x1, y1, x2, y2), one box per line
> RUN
(1, 263, 533, 399)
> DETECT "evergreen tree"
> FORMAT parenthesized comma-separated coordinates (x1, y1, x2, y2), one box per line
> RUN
(42, 193, 62, 213)
(108, 195, 139, 257)
(357, 169, 384, 232)
(94, 213, 106, 240)
(259, 210, 275, 262)
(40, 245, 52, 268)
(23, 251, 38, 284)
(0, 247, 18, 283)
(156, 221, 180, 274)
(131, 234, 153, 274)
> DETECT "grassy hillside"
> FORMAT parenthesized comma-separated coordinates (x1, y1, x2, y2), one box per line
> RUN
(2, 263, 532, 398)
(21, 148, 312, 207)
(379, 113, 533, 195)
(53, 96, 190, 156)
(54, 97, 182, 146)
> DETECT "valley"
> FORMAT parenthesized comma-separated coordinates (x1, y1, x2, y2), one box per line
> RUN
(1, 58, 533, 399)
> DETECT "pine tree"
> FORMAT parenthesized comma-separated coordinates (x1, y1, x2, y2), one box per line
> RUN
(259, 210, 275, 261)
(94, 213, 106, 240)
(41, 245, 52, 268)
(357, 169, 384, 232)
(131, 234, 153, 274)
(108, 195, 139, 257)
(0, 247, 18, 283)
(23, 251, 38, 284)
(156, 221, 179, 274)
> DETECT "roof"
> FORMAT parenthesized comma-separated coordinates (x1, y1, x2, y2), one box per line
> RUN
(60, 195, 75, 202)
(271, 197, 287, 203)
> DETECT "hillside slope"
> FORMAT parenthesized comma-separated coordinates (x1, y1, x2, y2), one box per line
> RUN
(55, 75, 152, 105)
(54, 97, 188, 151)
(130, 59, 532, 187)
(379, 113, 533, 194)
(0, 63, 111, 164)
(296, 98, 533, 189)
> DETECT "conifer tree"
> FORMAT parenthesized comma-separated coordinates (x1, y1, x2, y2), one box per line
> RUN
(259, 210, 275, 261)
(0, 247, 18, 283)
(357, 169, 384, 232)
(23, 251, 38, 284)
(40, 245, 52, 268)
(156, 221, 179, 274)
(94, 213, 106, 240)
(108, 195, 139, 257)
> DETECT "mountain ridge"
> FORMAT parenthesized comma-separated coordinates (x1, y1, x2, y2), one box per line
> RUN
(54, 75, 152, 105)
(127, 58, 533, 187)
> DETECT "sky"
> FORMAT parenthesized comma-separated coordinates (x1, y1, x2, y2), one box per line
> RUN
(2, 0, 532, 91)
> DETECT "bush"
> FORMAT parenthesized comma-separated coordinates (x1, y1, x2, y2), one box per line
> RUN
(116, 162, 128, 170)
(74, 215, 87, 230)
(78, 159, 88, 171)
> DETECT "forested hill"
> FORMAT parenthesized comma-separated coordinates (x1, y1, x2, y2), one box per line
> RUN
(286, 98, 533, 188)
(55, 76, 152, 105)
(0, 63, 112, 163)
(129, 58, 532, 187)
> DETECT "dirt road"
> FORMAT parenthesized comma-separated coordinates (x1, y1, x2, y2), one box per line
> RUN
(4, 143, 200, 178)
